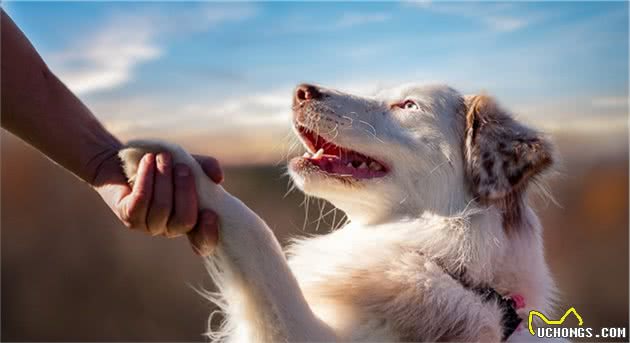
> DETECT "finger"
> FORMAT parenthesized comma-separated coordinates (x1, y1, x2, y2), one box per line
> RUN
(167, 164, 197, 236)
(187, 210, 219, 256)
(146, 152, 173, 236)
(194, 155, 223, 184)
(120, 153, 155, 230)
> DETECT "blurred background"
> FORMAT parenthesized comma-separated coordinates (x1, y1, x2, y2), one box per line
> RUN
(2, 1, 628, 341)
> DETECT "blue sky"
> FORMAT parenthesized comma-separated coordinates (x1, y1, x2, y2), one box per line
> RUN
(3, 1, 628, 163)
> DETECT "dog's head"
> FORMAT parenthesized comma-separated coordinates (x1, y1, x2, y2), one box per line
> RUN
(288, 83, 553, 224)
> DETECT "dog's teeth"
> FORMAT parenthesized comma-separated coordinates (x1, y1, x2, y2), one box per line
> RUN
(312, 148, 324, 159)
(358, 162, 368, 169)
(369, 161, 383, 171)
(303, 152, 311, 158)
(346, 162, 353, 168)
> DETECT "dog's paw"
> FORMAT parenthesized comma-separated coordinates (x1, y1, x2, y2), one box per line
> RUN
(118, 139, 191, 185)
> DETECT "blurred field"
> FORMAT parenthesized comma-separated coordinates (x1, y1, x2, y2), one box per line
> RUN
(1, 130, 628, 341)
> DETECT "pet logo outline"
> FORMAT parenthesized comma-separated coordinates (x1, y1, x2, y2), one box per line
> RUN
(528, 307, 584, 335)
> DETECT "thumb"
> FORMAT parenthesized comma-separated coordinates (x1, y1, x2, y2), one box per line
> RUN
(193, 155, 223, 184)
(187, 210, 219, 256)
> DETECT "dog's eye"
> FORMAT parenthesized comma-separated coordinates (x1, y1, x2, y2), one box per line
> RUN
(400, 100, 418, 110)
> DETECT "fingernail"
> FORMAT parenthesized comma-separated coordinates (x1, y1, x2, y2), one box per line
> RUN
(175, 164, 190, 177)
(143, 153, 155, 163)
(156, 152, 171, 168)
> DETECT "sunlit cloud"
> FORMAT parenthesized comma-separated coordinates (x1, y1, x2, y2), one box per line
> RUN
(212, 90, 293, 127)
(47, 4, 258, 96)
(92, 83, 628, 165)
(591, 95, 628, 109)
(50, 16, 161, 95)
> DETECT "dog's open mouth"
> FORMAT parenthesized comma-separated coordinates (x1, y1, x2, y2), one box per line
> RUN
(294, 125, 388, 179)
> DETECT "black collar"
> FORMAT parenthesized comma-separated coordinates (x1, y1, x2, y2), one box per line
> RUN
(438, 263, 522, 341)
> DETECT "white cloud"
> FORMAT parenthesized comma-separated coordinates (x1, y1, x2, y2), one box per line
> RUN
(84, 78, 628, 166)
(98, 82, 390, 135)
(48, 4, 258, 96)
(271, 11, 391, 34)
(161, 3, 258, 34)
(50, 16, 161, 95)
(407, 0, 432, 9)
(202, 4, 258, 25)
(482, 16, 529, 32)
(592, 96, 628, 108)
(334, 13, 391, 29)
(88, 86, 293, 136)
(409, 2, 537, 33)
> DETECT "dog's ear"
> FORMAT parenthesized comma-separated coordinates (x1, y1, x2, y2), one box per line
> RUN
(463, 95, 553, 202)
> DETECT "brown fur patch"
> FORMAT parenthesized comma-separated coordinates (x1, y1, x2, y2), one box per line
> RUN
(463, 95, 553, 231)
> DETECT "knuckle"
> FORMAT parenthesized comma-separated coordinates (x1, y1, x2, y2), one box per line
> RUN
(164, 230, 183, 238)
(180, 220, 196, 231)
(148, 226, 165, 237)
(147, 212, 169, 232)
(183, 216, 197, 229)
(119, 211, 135, 226)
(122, 216, 144, 230)
(134, 190, 151, 203)
(128, 198, 149, 216)
(119, 207, 146, 230)
(150, 200, 171, 214)
(169, 217, 196, 233)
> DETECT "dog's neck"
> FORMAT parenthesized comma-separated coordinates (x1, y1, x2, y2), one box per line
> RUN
(340, 196, 538, 287)
(334, 179, 530, 242)
(413, 207, 508, 283)
(331, 184, 473, 226)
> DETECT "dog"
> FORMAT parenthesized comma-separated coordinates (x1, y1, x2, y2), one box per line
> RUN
(119, 83, 558, 342)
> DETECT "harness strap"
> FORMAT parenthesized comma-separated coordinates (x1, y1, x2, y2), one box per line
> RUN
(437, 263, 522, 341)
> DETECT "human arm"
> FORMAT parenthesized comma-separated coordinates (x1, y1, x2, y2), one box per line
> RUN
(1, 9, 219, 255)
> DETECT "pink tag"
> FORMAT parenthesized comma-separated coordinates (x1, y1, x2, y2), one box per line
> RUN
(511, 294, 526, 309)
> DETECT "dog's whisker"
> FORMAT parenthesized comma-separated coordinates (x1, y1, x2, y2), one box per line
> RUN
(313, 199, 327, 232)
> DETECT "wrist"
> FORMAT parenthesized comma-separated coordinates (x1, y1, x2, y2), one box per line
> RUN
(82, 141, 124, 187)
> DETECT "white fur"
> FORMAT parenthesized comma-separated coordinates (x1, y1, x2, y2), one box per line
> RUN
(119, 84, 558, 342)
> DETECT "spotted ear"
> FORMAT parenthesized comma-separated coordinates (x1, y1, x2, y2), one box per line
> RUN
(463, 95, 553, 202)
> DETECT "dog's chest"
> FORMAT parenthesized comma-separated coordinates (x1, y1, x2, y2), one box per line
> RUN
(286, 218, 553, 341)
(492, 229, 554, 314)
(287, 227, 411, 340)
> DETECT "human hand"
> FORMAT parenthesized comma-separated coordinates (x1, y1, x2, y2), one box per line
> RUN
(91, 150, 223, 256)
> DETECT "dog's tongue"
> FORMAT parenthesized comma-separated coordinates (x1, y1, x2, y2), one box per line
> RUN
(309, 154, 386, 179)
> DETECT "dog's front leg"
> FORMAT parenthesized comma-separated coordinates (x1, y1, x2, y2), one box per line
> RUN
(119, 140, 336, 343)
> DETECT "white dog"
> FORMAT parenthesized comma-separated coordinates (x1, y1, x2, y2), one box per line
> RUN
(119, 84, 557, 342)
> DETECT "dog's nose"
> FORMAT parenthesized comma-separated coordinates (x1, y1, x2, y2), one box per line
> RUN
(295, 84, 322, 104)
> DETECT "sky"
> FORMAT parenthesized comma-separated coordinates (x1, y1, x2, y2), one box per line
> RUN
(3, 1, 629, 164)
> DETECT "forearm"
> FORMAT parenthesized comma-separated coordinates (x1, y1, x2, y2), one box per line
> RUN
(1, 10, 121, 184)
